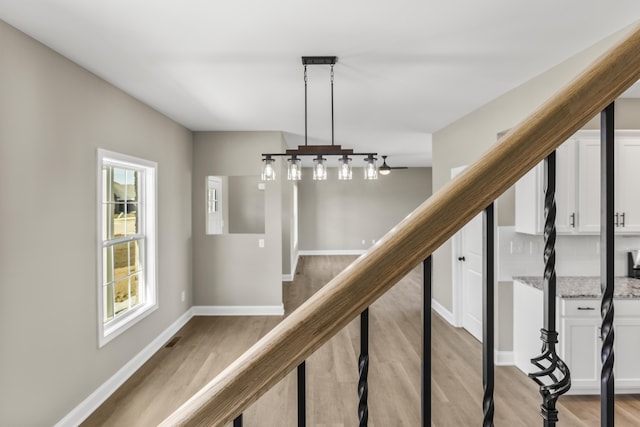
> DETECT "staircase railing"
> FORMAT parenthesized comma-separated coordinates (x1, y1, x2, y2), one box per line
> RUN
(161, 22, 640, 426)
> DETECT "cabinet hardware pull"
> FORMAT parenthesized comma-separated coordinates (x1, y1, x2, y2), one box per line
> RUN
(621, 212, 626, 227)
(577, 307, 596, 310)
(570, 212, 575, 228)
(458, 256, 465, 262)
(615, 212, 619, 227)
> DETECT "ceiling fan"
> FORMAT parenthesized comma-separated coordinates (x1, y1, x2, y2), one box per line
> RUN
(379, 155, 408, 175)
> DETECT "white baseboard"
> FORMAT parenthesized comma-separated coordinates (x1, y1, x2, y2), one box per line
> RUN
(192, 305, 285, 316)
(298, 249, 366, 256)
(282, 252, 300, 282)
(494, 350, 515, 366)
(431, 298, 457, 326)
(54, 308, 194, 427)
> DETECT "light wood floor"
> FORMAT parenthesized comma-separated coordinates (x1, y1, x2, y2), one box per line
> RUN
(82, 255, 640, 426)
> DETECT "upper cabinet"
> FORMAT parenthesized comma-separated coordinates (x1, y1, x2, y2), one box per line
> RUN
(515, 130, 640, 235)
(515, 139, 577, 234)
(616, 136, 640, 232)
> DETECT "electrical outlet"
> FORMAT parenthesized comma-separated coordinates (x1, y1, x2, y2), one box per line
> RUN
(362, 239, 366, 245)
(181, 291, 185, 302)
(258, 239, 265, 248)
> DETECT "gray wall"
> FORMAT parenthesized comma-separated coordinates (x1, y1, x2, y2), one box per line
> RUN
(228, 175, 265, 234)
(0, 20, 192, 425)
(299, 168, 432, 251)
(192, 131, 284, 306)
(431, 26, 640, 351)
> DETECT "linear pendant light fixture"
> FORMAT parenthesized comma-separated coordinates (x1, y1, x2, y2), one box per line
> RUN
(261, 56, 378, 181)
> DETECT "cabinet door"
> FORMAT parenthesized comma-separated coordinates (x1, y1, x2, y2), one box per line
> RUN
(515, 164, 543, 234)
(556, 140, 577, 233)
(577, 137, 601, 233)
(515, 141, 576, 234)
(614, 317, 640, 391)
(616, 138, 640, 233)
(560, 317, 600, 393)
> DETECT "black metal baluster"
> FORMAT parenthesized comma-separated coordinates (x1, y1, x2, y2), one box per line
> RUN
(298, 361, 306, 427)
(422, 256, 432, 427)
(600, 102, 615, 427)
(358, 308, 369, 426)
(483, 203, 495, 427)
(233, 414, 242, 427)
(529, 151, 571, 427)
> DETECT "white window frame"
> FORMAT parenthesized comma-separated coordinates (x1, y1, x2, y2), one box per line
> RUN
(97, 149, 158, 347)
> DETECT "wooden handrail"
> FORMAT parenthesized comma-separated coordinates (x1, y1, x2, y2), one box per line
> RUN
(162, 23, 640, 426)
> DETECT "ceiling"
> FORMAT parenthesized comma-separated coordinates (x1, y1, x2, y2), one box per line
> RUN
(1, 1, 640, 167)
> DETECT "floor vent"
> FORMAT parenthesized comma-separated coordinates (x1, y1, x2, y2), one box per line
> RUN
(165, 336, 181, 348)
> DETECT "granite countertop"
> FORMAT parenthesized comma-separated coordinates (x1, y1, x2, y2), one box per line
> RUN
(513, 276, 640, 299)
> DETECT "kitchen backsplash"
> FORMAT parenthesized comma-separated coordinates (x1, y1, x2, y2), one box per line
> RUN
(497, 226, 640, 281)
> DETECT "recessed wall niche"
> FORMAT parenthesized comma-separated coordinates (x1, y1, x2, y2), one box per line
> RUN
(206, 175, 265, 235)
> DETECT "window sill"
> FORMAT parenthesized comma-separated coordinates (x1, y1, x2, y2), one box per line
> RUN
(99, 302, 158, 348)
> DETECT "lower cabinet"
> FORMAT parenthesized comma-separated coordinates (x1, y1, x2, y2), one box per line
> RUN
(559, 301, 601, 394)
(514, 280, 640, 394)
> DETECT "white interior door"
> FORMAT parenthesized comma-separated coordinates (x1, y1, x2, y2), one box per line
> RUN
(459, 213, 483, 342)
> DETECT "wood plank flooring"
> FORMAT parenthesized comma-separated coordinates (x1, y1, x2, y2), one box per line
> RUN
(82, 255, 640, 426)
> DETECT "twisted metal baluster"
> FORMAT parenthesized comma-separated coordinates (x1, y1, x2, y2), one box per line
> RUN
(528, 152, 571, 427)
(482, 203, 495, 427)
(297, 361, 306, 427)
(600, 102, 615, 426)
(422, 256, 432, 427)
(358, 308, 369, 426)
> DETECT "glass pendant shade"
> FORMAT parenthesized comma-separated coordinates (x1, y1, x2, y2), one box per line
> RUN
(261, 157, 276, 181)
(379, 157, 391, 175)
(338, 156, 352, 180)
(364, 156, 378, 180)
(287, 156, 302, 181)
(313, 156, 327, 180)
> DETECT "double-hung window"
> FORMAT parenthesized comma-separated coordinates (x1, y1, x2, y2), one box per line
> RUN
(98, 149, 157, 346)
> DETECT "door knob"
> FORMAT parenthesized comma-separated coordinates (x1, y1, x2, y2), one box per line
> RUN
(458, 256, 466, 261)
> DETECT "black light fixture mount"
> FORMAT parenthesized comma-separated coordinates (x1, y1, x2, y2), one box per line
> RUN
(261, 56, 377, 181)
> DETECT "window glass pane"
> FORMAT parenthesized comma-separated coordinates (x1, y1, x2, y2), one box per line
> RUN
(130, 273, 140, 307)
(114, 278, 130, 316)
(129, 240, 142, 274)
(104, 283, 114, 322)
(113, 242, 131, 281)
(124, 202, 138, 236)
(113, 167, 127, 198)
(111, 203, 126, 238)
(126, 169, 138, 202)
(103, 246, 114, 284)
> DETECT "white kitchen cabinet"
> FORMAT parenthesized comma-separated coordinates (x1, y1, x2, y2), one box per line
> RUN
(613, 308, 640, 392)
(561, 299, 640, 394)
(560, 316, 600, 392)
(559, 298, 601, 393)
(515, 140, 576, 234)
(615, 136, 640, 232)
(577, 131, 640, 234)
(516, 130, 640, 235)
(576, 135, 601, 233)
(514, 279, 640, 394)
